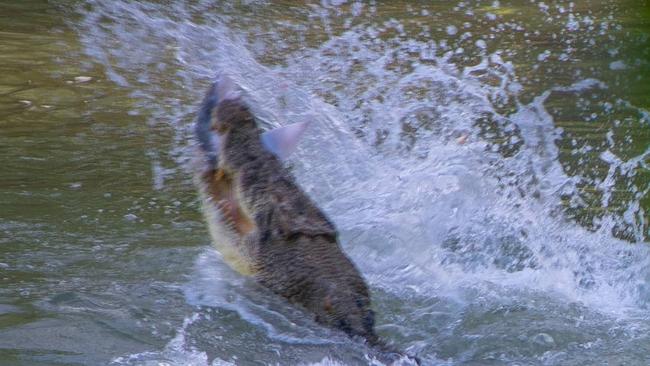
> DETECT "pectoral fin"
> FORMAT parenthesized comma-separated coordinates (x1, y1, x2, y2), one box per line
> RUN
(261, 121, 310, 159)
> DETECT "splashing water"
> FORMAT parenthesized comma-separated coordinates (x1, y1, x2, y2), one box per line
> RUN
(72, 1, 650, 364)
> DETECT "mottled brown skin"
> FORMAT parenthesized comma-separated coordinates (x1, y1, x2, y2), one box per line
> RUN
(211, 98, 379, 344)
(195, 84, 420, 364)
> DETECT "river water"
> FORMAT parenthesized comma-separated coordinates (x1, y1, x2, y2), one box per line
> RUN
(1, 1, 649, 365)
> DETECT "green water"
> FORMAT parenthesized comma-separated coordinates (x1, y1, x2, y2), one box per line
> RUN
(1, 1, 649, 365)
(2, 2, 204, 364)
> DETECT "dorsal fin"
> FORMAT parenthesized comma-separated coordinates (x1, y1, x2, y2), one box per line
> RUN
(260, 121, 310, 159)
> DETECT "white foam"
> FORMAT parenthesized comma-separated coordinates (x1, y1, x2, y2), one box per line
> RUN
(76, 0, 650, 315)
(74, 1, 650, 363)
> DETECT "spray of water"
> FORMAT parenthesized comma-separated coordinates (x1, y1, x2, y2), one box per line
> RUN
(74, 1, 650, 364)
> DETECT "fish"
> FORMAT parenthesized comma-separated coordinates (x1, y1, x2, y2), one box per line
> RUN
(193, 75, 420, 365)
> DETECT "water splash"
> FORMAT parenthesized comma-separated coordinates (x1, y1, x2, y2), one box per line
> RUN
(72, 1, 650, 364)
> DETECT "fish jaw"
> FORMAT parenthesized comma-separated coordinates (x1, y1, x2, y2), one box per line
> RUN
(194, 167, 256, 276)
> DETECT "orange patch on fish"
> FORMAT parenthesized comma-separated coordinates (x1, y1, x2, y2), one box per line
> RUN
(205, 168, 255, 236)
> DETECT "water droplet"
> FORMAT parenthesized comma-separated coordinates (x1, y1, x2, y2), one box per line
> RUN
(124, 213, 138, 222)
(74, 76, 93, 83)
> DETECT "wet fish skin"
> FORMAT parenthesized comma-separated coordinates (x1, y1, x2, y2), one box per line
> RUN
(213, 94, 378, 339)
(195, 79, 420, 365)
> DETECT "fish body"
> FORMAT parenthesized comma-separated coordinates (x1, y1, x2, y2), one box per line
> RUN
(193, 77, 419, 364)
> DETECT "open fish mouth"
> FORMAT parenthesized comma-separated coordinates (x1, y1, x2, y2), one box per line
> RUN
(204, 167, 256, 237)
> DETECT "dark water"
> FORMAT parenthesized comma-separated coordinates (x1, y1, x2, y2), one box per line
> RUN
(1, 1, 649, 365)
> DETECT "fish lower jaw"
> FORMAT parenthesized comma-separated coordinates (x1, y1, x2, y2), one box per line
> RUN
(198, 189, 256, 276)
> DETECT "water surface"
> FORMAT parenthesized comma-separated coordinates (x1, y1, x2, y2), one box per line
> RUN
(1, 1, 649, 365)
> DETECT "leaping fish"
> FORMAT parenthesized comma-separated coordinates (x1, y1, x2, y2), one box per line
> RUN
(193, 75, 420, 365)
